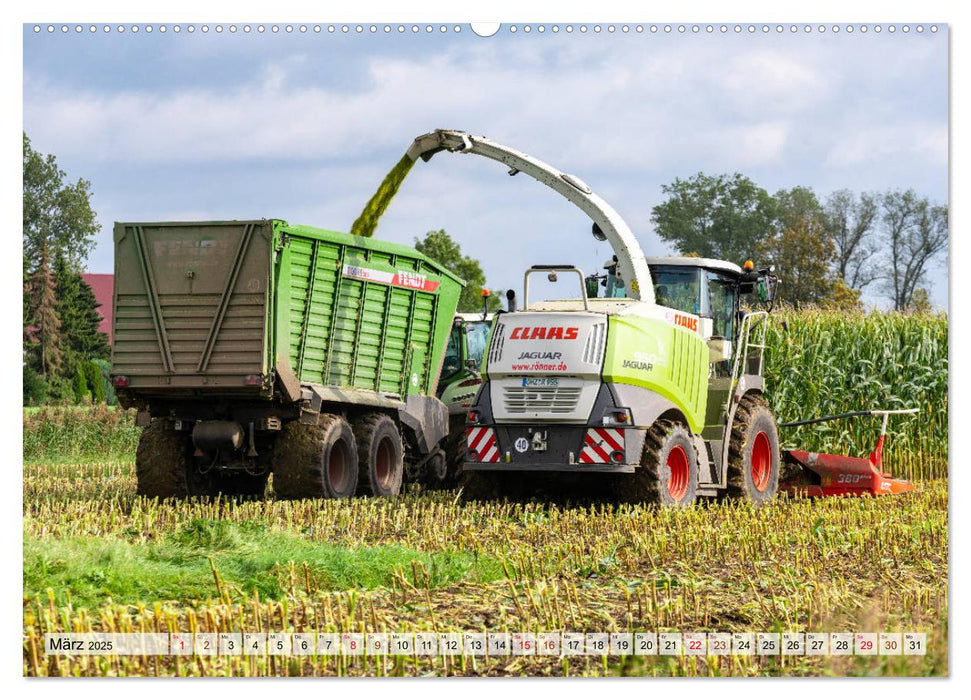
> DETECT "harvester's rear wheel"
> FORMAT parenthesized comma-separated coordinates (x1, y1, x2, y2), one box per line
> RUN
(633, 419, 699, 507)
(355, 413, 404, 497)
(725, 394, 780, 505)
(135, 420, 189, 498)
(272, 415, 359, 499)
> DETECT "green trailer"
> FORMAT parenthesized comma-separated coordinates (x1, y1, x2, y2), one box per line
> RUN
(110, 219, 464, 499)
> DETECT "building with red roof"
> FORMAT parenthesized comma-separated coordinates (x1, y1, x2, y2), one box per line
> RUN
(82, 273, 114, 344)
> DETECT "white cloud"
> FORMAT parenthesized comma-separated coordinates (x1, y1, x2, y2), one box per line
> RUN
(23, 41, 814, 173)
(823, 122, 948, 168)
(24, 33, 948, 307)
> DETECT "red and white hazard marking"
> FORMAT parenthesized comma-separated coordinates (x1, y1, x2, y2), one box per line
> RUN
(467, 427, 500, 463)
(579, 428, 626, 464)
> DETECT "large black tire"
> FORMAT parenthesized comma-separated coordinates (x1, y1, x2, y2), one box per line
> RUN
(630, 419, 699, 507)
(441, 421, 467, 488)
(135, 420, 190, 498)
(442, 414, 469, 489)
(725, 394, 780, 505)
(354, 413, 404, 497)
(272, 415, 359, 499)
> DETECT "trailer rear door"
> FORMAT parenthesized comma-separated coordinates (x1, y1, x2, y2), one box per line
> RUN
(111, 221, 273, 394)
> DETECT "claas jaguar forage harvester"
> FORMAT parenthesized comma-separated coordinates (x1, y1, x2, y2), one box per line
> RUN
(394, 130, 916, 505)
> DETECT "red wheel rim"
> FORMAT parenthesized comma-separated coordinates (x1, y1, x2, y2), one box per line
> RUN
(374, 437, 394, 489)
(328, 441, 350, 493)
(666, 445, 690, 500)
(751, 432, 772, 492)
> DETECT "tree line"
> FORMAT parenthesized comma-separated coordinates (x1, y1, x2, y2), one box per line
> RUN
(650, 173, 948, 310)
(23, 133, 109, 405)
(22, 134, 947, 405)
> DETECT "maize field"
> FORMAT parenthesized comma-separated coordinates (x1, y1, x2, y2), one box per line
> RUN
(22, 310, 949, 677)
(765, 309, 948, 481)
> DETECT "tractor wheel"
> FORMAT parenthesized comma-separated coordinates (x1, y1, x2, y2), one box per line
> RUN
(725, 394, 780, 505)
(135, 420, 190, 498)
(442, 424, 467, 487)
(272, 415, 359, 499)
(632, 419, 699, 507)
(355, 413, 404, 498)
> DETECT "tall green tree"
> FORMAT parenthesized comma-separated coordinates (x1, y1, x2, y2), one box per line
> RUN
(414, 229, 501, 313)
(23, 132, 100, 274)
(24, 243, 63, 379)
(760, 187, 837, 307)
(54, 256, 110, 378)
(650, 172, 777, 264)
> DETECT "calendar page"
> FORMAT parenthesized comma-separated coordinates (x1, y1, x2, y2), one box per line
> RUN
(17, 0, 950, 683)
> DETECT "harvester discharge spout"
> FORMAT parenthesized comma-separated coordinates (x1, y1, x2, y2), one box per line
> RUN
(350, 129, 655, 303)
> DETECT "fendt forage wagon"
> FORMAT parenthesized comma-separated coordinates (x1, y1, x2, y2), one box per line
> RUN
(110, 220, 464, 499)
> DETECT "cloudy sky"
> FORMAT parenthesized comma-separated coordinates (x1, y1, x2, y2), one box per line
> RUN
(22, 24, 948, 307)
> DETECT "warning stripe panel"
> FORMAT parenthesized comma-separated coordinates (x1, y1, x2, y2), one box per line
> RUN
(467, 427, 500, 463)
(579, 428, 626, 464)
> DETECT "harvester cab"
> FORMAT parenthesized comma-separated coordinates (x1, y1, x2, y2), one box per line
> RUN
(391, 131, 782, 505)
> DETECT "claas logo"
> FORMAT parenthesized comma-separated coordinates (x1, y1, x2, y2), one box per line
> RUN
(673, 313, 698, 332)
(509, 326, 580, 340)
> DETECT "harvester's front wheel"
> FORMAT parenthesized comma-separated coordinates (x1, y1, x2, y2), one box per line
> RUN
(355, 413, 404, 497)
(633, 420, 699, 507)
(725, 394, 780, 505)
(272, 415, 359, 499)
(135, 420, 190, 498)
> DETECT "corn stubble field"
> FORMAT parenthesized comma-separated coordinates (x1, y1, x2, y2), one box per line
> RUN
(23, 311, 949, 677)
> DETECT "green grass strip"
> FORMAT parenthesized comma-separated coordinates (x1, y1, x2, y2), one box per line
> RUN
(24, 518, 503, 608)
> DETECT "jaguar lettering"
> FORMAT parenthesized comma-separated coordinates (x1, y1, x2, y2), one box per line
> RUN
(517, 351, 563, 360)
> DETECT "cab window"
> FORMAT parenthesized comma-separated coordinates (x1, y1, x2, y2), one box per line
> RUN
(441, 326, 462, 379)
(707, 271, 736, 339)
(465, 321, 491, 370)
(651, 266, 702, 315)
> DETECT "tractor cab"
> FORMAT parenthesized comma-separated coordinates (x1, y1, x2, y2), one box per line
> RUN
(438, 312, 493, 408)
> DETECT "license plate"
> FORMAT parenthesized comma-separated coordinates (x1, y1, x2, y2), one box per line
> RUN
(522, 377, 558, 387)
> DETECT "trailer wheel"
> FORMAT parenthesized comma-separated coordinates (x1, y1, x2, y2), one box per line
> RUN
(725, 394, 780, 505)
(272, 415, 359, 499)
(633, 419, 699, 506)
(135, 420, 189, 498)
(355, 413, 404, 497)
